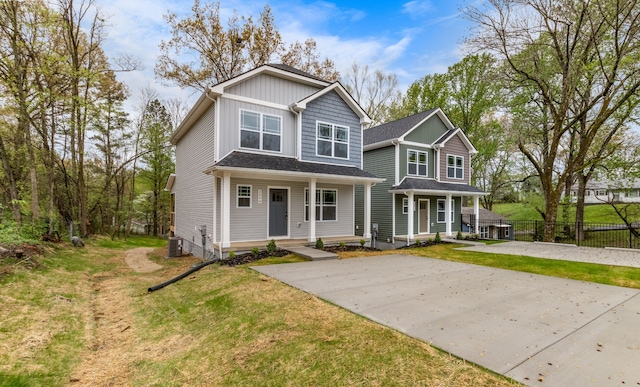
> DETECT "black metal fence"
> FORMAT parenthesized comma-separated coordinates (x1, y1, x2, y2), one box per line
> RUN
(464, 218, 640, 250)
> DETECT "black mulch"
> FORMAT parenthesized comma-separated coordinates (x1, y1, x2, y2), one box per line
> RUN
(217, 249, 291, 266)
(321, 245, 380, 253)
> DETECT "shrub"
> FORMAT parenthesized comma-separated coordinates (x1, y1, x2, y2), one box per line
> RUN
(415, 239, 421, 247)
(359, 239, 365, 247)
(266, 239, 277, 255)
(315, 238, 324, 250)
(228, 251, 236, 259)
(339, 241, 346, 248)
(434, 231, 441, 243)
(456, 230, 463, 240)
(251, 247, 260, 255)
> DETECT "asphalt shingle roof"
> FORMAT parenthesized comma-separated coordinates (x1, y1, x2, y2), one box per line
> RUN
(461, 207, 508, 224)
(213, 151, 380, 179)
(363, 109, 437, 146)
(391, 177, 485, 194)
(433, 129, 457, 145)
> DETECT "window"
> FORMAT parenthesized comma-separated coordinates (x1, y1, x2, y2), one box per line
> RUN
(316, 122, 349, 159)
(447, 155, 464, 179)
(304, 189, 337, 221)
(595, 190, 607, 196)
(237, 185, 251, 208)
(402, 198, 409, 214)
(240, 110, 281, 152)
(437, 199, 455, 223)
(480, 226, 489, 239)
(408, 150, 428, 176)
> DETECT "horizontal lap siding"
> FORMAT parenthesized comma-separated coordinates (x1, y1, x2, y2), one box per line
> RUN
(228, 179, 354, 241)
(174, 106, 215, 254)
(364, 146, 395, 241)
(399, 144, 434, 179)
(395, 195, 462, 235)
(440, 134, 471, 184)
(301, 91, 362, 167)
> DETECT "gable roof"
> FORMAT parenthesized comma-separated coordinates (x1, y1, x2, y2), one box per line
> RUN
(433, 128, 478, 154)
(170, 64, 331, 144)
(363, 109, 437, 146)
(291, 82, 371, 125)
(461, 207, 508, 224)
(206, 151, 383, 183)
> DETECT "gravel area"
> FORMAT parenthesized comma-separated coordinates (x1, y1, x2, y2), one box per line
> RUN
(458, 241, 640, 268)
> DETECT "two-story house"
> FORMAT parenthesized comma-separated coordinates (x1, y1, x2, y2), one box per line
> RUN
(165, 64, 384, 258)
(356, 108, 485, 245)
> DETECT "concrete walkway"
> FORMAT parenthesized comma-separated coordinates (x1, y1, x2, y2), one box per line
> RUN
(286, 245, 338, 261)
(253, 254, 640, 386)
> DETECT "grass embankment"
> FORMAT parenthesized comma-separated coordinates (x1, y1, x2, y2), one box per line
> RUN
(0, 237, 514, 386)
(492, 202, 627, 223)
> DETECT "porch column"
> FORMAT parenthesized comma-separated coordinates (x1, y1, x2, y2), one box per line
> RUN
(473, 195, 480, 235)
(445, 193, 452, 236)
(363, 182, 372, 239)
(407, 192, 415, 244)
(221, 172, 231, 248)
(308, 178, 317, 242)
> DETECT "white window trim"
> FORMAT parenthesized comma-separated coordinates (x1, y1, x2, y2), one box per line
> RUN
(480, 226, 489, 239)
(402, 198, 408, 214)
(446, 154, 464, 180)
(315, 121, 350, 160)
(236, 184, 252, 208)
(304, 188, 338, 222)
(239, 109, 283, 153)
(437, 198, 455, 223)
(407, 149, 428, 177)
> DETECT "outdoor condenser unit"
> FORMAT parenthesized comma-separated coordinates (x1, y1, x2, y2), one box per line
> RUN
(167, 237, 183, 257)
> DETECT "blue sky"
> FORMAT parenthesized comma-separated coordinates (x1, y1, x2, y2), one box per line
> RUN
(98, 0, 475, 112)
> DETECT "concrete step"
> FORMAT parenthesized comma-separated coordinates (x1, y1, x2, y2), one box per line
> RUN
(286, 246, 338, 261)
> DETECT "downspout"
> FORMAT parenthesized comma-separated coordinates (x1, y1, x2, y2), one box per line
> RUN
(204, 88, 219, 258)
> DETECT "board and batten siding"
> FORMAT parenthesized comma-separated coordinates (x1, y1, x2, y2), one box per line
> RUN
(439, 134, 471, 184)
(217, 97, 297, 158)
(227, 178, 354, 242)
(300, 91, 362, 167)
(404, 115, 450, 144)
(173, 105, 215, 255)
(225, 73, 321, 105)
(356, 145, 395, 241)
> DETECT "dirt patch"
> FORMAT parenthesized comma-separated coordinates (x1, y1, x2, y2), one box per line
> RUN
(124, 247, 162, 272)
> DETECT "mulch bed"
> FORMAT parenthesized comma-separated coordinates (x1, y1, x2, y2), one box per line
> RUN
(321, 245, 380, 253)
(217, 249, 291, 266)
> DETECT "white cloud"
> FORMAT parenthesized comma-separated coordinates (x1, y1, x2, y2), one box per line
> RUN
(402, 1, 433, 16)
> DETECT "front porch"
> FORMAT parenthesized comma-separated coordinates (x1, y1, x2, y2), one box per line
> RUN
(213, 235, 369, 253)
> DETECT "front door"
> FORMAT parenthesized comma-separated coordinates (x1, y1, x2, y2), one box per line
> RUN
(418, 199, 430, 234)
(269, 189, 288, 237)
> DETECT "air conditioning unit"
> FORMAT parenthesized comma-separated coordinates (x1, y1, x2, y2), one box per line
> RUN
(167, 237, 183, 257)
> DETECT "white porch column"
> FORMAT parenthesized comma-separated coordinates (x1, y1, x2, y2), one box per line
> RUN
(473, 195, 480, 235)
(212, 176, 217, 247)
(445, 193, 453, 236)
(308, 178, 317, 242)
(363, 182, 372, 239)
(221, 172, 231, 248)
(407, 192, 415, 244)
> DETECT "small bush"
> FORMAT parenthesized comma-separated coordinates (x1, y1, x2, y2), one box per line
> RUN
(266, 239, 277, 255)
(228, 251, 236, 259)
(415, 239, 421, 247)
(251, 247, 260, 255)
(359, 239, 365, 247)
(315, 238, 324, 250)
(456, 230, 463, 240)
(434, 232, 441, 243)
(339, 241, 346, 247)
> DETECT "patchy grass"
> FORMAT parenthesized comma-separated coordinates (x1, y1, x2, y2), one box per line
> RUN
(492, 202, 634, 224)
(0, 237, 516, 386)
(406, 243, 640, 289)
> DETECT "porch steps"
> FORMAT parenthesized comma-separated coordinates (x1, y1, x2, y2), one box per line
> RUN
(286, 246, 338, 261)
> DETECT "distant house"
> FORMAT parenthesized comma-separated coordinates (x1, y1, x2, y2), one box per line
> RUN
(461, 207, 513, 240)
(570, 179, 640, 204)
(165, 64, 384, 258)
(355, 108, 486, 246)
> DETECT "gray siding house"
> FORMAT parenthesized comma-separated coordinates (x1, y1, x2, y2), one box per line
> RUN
(165, 64, 383, 257)
(356, 108, 485, 245)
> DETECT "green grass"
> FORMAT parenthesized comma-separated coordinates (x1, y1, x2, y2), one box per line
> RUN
(492, 202, 635, 224)
(409, 243, 640, 289)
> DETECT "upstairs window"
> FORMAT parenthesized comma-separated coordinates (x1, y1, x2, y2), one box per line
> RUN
(408, 150, 428, 176)
(447, 155, 464, 179)
(240, 110, 281, 152)
(317, 122, 349, 159)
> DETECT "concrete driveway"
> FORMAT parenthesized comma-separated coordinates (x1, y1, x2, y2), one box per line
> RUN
(253, 254, 640, 386)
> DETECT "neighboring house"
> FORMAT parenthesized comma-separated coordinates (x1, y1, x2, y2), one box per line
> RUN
(356, 108, 486, 245)
(461, 207, 513, 240)
(569, 179, 640, 204)
(165, 64, 384, 258)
